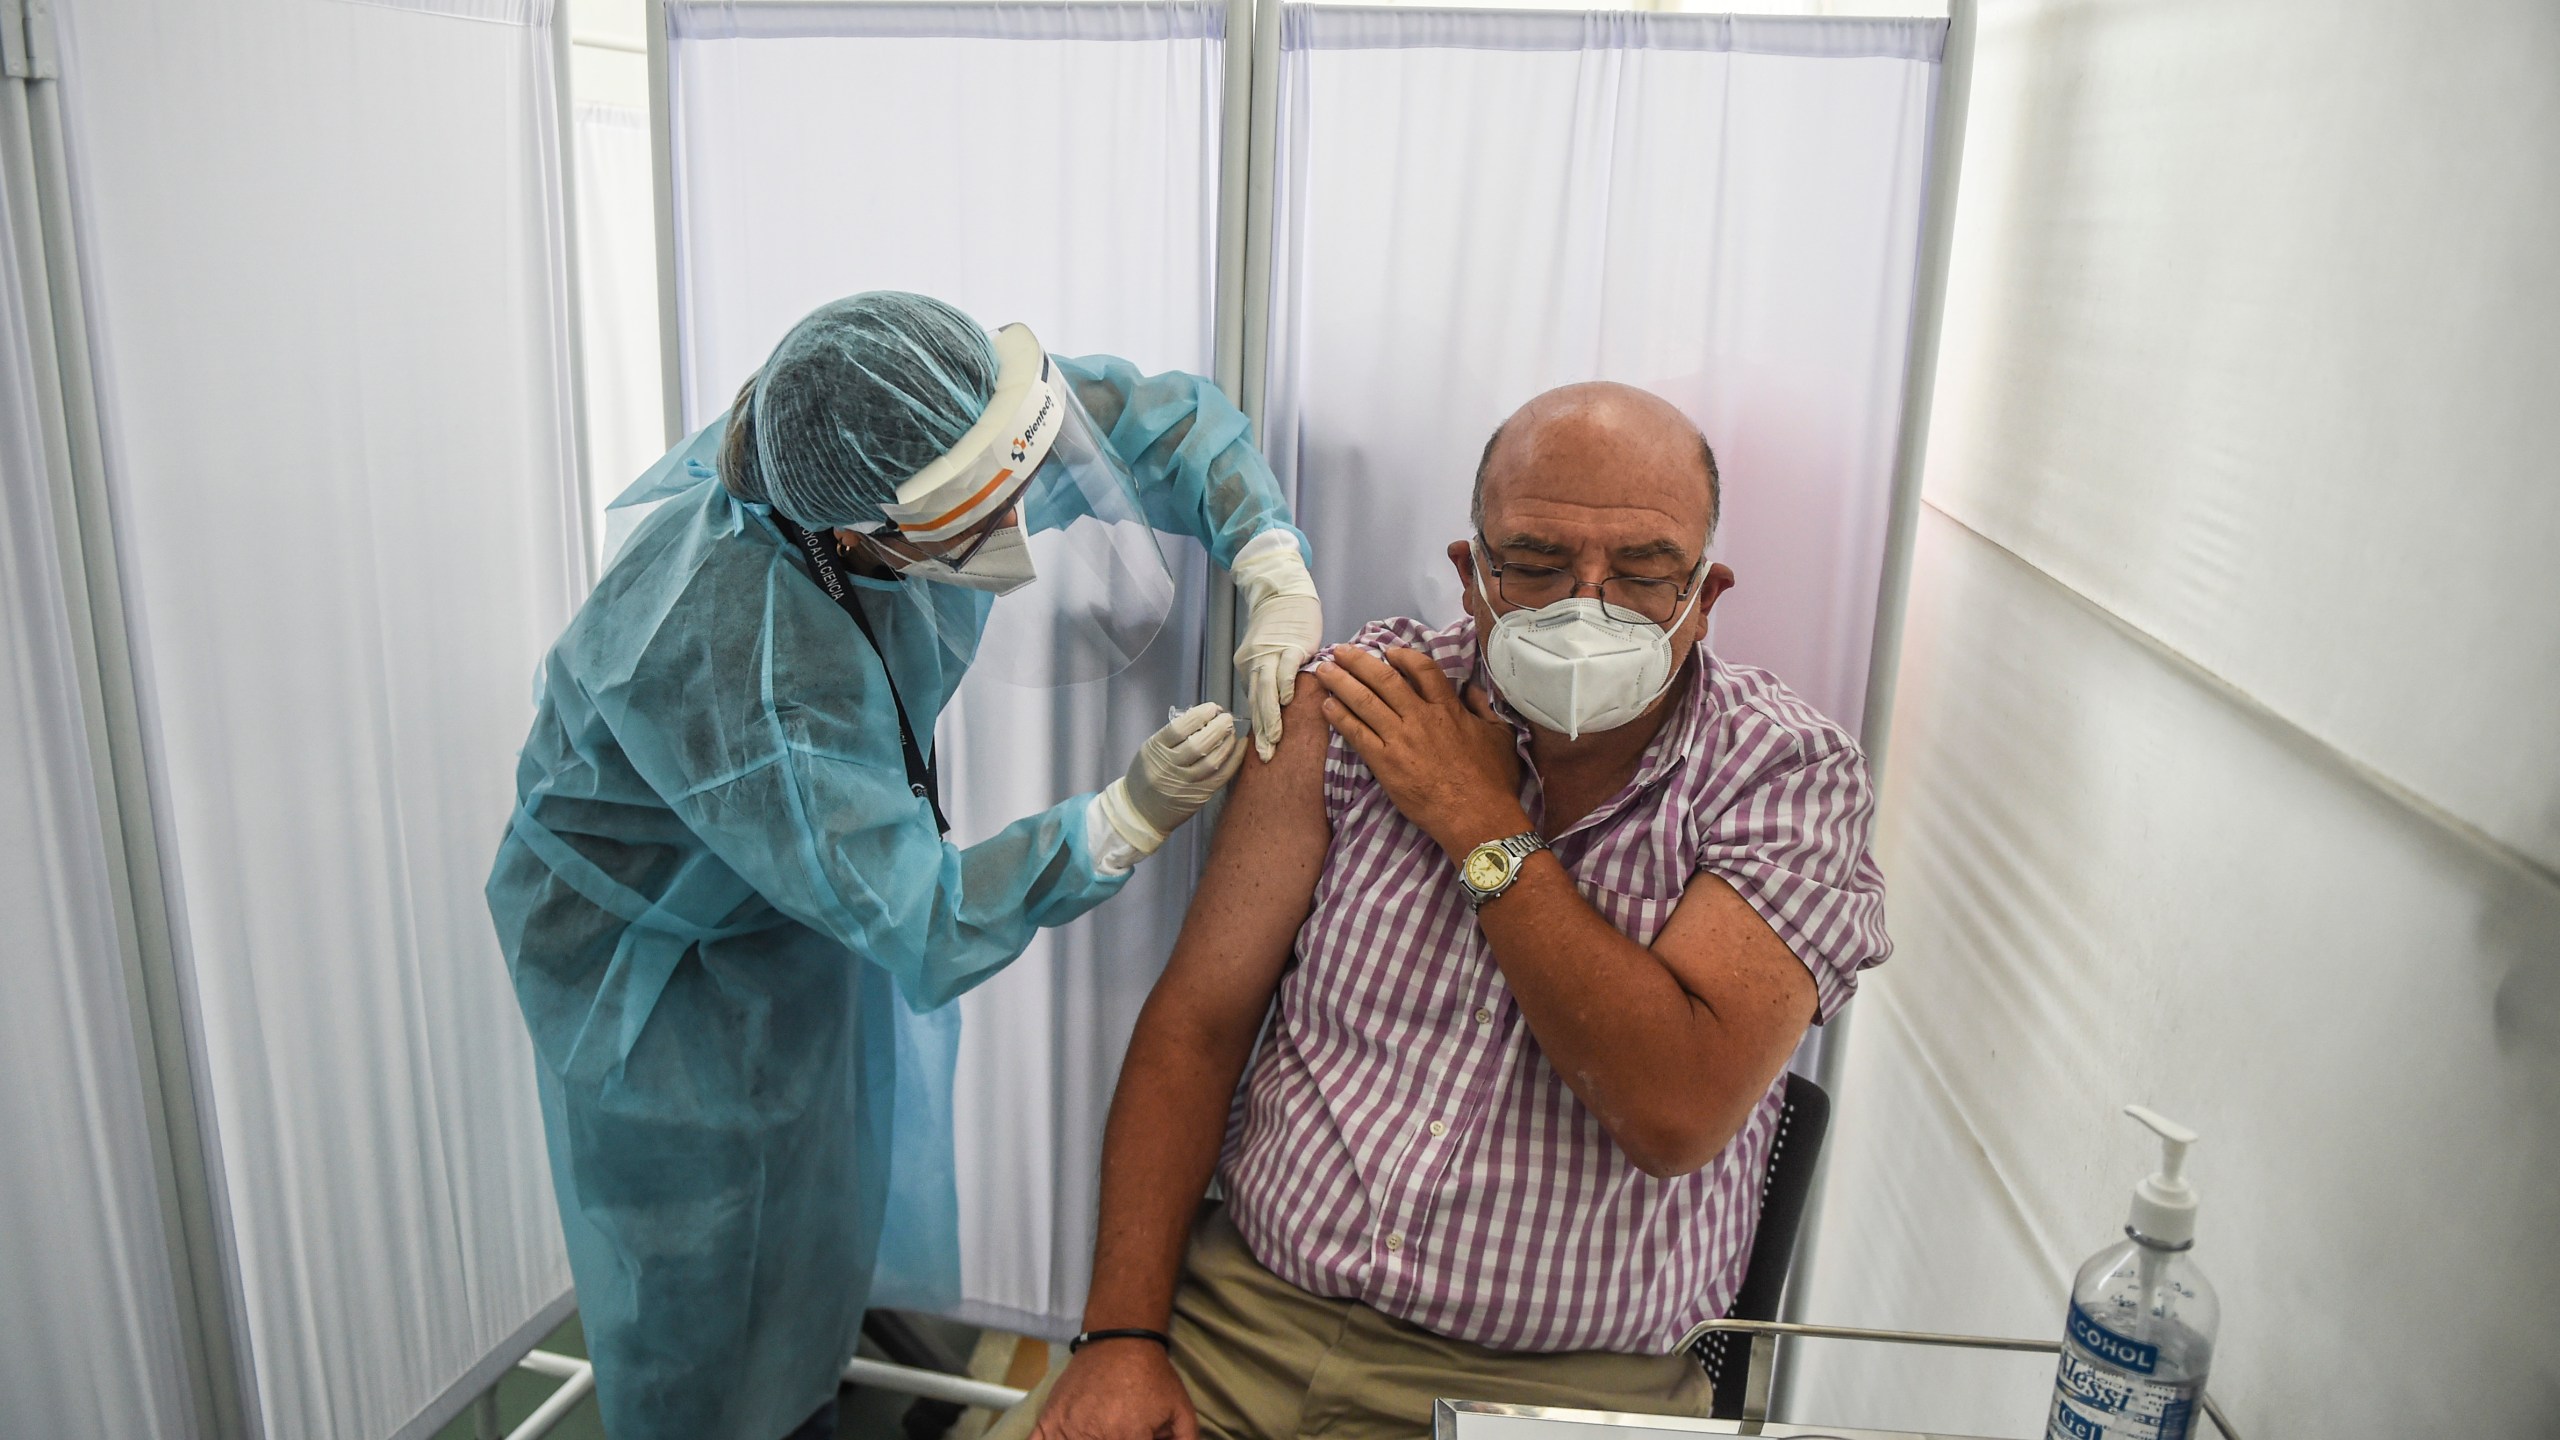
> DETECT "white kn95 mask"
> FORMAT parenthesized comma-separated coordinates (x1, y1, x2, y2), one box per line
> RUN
(1474, 561, 1702, 740)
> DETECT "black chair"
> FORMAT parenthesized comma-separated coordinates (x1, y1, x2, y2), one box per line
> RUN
(1690, 1070, 1831, 1419)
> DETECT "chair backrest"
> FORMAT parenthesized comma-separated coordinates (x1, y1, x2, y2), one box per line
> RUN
(1692, 1070, 1833, 1418)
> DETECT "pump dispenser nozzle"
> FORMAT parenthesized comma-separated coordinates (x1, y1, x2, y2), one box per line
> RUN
(2123, 1105, 2198, 1249)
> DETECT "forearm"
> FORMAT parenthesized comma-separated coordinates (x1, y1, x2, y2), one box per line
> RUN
(1475, 861, 1766, 1175)
(1080, 689, 1328, 1327)
(1060, 354, 1298, 568)
(1082, 1001, 1254, 1330)
(905, 796, 1127, 1005)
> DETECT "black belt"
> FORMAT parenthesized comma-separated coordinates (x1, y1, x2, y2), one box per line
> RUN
(770, 512, 950, 836)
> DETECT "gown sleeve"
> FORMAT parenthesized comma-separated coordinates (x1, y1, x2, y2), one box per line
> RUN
(1056, 353, 1310, 569)
(630, 541, 1129, 1010)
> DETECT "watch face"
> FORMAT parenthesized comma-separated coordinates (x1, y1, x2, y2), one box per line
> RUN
(1464, 848, 1512, 892)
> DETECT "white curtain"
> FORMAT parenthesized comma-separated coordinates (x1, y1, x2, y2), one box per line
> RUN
(1791, 2, 2560, 1436)
(664, 0, 1226, 1337)
(0, 117, 198, 1440)
(1263, 9, 1943, 741)
(573, 100, 668, 564)
(52, 1, 584, 1435)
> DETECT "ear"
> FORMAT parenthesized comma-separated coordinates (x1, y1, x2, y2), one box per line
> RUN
(1683, 562, 1736, 649)
(1443, 532, 1495, 632)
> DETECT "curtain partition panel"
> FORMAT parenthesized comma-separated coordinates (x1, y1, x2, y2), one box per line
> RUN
(574, 100, 668, 566)
(1262, 9, 1941, 742)
(51, 1, 584, 1436)
(663, 0, 1226, 1337)
(1790, 2, 2560, 1435)
(0, 115, 198, 1440)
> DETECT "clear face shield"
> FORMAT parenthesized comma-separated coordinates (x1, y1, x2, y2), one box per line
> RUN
(860, 325, 1175, 688)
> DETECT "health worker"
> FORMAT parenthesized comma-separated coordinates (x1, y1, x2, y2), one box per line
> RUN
(486, 291, 1323, 1440)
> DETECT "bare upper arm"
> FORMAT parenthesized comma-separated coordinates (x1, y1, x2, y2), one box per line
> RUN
(1649, 873, 1818, 1086)
(1139, 686, 1333, 1050)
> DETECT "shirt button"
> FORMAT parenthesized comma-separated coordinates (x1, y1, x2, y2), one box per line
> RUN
(1385, 1232, 1404, 1252)
(1428, 1120, 1447, 1137)
(1473, 1007, 1492, 1024)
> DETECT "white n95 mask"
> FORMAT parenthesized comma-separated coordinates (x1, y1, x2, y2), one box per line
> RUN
(892, 523, 1036, 595)
(1476, 568, 1701, 740)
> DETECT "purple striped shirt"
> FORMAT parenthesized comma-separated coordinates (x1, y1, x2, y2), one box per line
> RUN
(1218, 614, 1890, 1354)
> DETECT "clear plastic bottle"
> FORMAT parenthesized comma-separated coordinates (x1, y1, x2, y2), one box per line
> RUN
(2045, 1107, 2219, 1440)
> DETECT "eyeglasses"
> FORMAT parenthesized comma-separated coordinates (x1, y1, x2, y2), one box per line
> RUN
(878, 502, 1021, 569)
(940, 509, 1011, 569)
(1474, 538, 1705, 625)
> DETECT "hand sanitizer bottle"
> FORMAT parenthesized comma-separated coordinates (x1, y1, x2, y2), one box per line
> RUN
(2044, 1106, 2219, 1440)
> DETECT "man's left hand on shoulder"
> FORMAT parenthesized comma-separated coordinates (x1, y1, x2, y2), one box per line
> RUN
(1310, 644, 1529, 858)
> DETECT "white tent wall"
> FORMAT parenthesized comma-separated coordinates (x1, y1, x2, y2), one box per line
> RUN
(1261, 9, 1943, 749)
(660, 0, 1228, 1337)
(49, 0, 585, 1435)
(0, 100, 199, 1440)
(1789, 2, 2560, 1435)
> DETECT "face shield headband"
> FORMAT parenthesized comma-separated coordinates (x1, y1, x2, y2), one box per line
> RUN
(876, 323, 1064, 544)
(855, 323, 1178, 688)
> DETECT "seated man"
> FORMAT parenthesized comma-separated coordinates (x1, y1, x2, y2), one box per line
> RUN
(1019, 382, 1890, 1440)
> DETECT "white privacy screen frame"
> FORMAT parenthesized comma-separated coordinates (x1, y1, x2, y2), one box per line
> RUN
(665, 0, 1225, 425)
(51, 0, 584, 1435)
(662, 0, 1226, 1337)
(1262, 7, 1943, 742)
(0, 118, 199, 1440)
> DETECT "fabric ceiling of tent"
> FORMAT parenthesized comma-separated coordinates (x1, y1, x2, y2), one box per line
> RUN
(1789, 2, 2560, 1435)
(51, 0, 584, 1435)
(1261, 7, 1943, 743)
(0, 119, 198, 1440)
(662, 0, 1226, 1337)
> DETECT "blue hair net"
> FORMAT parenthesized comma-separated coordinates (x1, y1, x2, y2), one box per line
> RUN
(738, 292, 999, 529)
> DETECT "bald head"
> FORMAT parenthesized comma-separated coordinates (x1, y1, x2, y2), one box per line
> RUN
(1470, 382, 1720, 544)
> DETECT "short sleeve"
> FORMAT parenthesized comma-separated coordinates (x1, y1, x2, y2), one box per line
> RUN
(1693, 703, 1892, 1023)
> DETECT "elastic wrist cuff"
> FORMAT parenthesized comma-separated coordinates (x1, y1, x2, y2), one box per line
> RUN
(1096, 779, 1168, 858)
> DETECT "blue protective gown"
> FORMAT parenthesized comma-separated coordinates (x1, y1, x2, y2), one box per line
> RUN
(488, 356, 1303, 1440)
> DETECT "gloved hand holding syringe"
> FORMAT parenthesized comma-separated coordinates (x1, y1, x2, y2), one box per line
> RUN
(1092, 703, 1250, 856)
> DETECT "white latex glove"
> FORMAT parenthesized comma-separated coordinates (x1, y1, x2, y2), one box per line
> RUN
(1230, 530, 1324, 761)
(1094, 703, 1249, 858)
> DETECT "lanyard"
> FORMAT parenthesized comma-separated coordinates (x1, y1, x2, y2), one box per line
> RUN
(770, 513, 951, 837)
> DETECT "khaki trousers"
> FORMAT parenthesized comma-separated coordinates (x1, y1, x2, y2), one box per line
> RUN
(992, 1206, 1711, 1440)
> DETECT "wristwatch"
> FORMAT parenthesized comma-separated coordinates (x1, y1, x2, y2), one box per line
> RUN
(1458, 831, 1550, 911)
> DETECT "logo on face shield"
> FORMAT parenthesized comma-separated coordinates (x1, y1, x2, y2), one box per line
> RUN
(1007, 393, 1057, 465)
